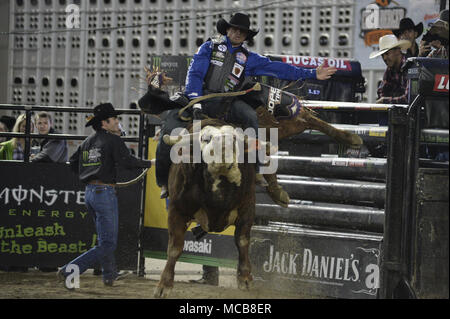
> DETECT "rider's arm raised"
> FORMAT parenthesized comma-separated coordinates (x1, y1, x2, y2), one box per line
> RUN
(245, 52, 316, 81)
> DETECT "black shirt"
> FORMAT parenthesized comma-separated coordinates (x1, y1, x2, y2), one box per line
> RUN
(69, 129, 151, 184)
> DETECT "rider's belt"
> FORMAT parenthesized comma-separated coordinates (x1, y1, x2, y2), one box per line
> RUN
(88, 180, 115, 187)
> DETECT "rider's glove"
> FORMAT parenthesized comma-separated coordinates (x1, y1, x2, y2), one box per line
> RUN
(192, 103, 203, 121)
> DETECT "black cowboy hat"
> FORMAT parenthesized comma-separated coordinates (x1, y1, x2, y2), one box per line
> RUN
(85, 103, 123, 127)
(0, 115, 16, 131)
(216, 13, 259, 41)
(393, 18, 423, 38)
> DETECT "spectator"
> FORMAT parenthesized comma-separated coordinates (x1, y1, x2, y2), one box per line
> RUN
(370, 34, 411, 106)
(30, 111, 68, 163)
(0, 115, 16, 143)
(0, 120, 8, 143)
(393, 18, 423, 58)
(424, 9, 449, 59)
(0, 114, 34, 161)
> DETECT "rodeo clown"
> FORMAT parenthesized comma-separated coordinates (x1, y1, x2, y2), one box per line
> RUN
(143, 12, 338, 204)
(57, 103, 152, 289)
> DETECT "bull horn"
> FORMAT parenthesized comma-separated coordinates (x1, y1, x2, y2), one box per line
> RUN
(162, 135, 183, 146)
(162, 132, 200, 146)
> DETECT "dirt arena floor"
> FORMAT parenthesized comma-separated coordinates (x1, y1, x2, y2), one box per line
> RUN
(0, 258, 315, 299)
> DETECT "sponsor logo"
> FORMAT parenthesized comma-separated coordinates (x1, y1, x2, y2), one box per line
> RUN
(232, 63, 244, 78)
(213, 51, 225, 59)
(218, 44, 227, 52)
(235, 52, 247, 65)
(267, 87, 282, 114)
(433, 74, 449, 92)
(308, 89, 321, 96)
(359, 2, 406, 47)
(227, 75, 239, 86)
(283, 56, 352, 71)
(211, 60, 224, 67)
(183, 239, 212, 254)
(65, 4, 80, 29)
(152, 56, 162, 69)
(261, 245, 380, 296)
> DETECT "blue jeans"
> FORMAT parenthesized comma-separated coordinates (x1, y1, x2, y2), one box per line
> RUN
(61, 185, 119, 281)
(224, 99, 259, 138)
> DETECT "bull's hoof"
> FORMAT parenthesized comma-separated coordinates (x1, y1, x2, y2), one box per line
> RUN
(256, 174, 268, 187)
(237, 277, 253, 290)
(349, 134, 363, 147)
(153, 285, 172, 298)
(266, 185, 290, 208)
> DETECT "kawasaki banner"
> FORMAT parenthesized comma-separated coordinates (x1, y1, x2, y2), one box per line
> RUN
(0, 162, 142, 270)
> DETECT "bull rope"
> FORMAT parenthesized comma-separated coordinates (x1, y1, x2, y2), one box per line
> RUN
(111, 159, 155, 188)
(177, 82, 262, 121)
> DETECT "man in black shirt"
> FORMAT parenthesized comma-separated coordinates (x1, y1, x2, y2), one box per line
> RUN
(57, 103, 151, 289)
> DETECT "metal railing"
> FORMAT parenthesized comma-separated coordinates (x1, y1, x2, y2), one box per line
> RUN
(0, 104, 146, 162)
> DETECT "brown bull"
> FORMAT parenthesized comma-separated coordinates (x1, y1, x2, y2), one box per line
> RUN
(141, 69, 364, 297)
(139, 69, 363, 208)
(154, 118, 270, 298)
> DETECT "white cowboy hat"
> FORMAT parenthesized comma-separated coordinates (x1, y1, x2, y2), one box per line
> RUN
(369, 34, 411, 59)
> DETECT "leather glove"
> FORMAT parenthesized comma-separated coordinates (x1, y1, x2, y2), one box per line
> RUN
(192, 103, 203, 121)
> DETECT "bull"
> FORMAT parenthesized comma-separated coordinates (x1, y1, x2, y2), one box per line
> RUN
(153, 118, 274, 298)
(138, 68, 364, 298)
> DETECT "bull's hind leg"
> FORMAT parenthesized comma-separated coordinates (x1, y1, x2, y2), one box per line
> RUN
(153, 210, 189, 298)
(234, 202, 255, 290)
(301, 108, 363, 147)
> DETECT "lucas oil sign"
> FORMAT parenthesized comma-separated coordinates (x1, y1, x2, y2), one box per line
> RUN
(249, 224, 382, 299)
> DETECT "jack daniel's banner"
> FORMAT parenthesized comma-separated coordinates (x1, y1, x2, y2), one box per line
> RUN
(0, 162, 141, 270)
(250, 223, 382, 299)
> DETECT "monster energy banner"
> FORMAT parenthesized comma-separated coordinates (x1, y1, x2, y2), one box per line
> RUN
(150, 56, 190, 89)
(249, 223, 382, 299)
(0, 162, 142, 270)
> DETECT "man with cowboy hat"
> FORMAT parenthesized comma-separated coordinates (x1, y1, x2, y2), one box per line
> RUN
(155, 12, 337, 200)
(392, 17, 423, 58)
(57, 103, 152, 289)
(370, 34, 411, 108)
(422, 9, 449, 59)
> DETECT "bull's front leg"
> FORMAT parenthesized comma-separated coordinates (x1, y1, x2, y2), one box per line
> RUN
(153, 209, 189, 298)
(234, 202, 255, 290)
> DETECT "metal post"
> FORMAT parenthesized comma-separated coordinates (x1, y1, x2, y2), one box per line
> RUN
(137, 113, 148, 277)
(23, 108, 32, 163)
(379, 104, 409, 298)
(400, 95, 424, 299)
(380, 96, 424, 298)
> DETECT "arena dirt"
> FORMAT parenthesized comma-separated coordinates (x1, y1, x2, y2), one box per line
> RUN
(0, 259, 317, 299)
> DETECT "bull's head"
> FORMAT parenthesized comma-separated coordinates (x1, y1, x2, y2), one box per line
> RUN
(163, 125, 277, 192)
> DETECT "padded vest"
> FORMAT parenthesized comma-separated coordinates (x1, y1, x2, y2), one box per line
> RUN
(203, 38, 249, 94)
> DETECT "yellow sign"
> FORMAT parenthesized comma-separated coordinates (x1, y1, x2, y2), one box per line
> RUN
(369, 130, 386, 137)
(144, 139, 235, 236)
